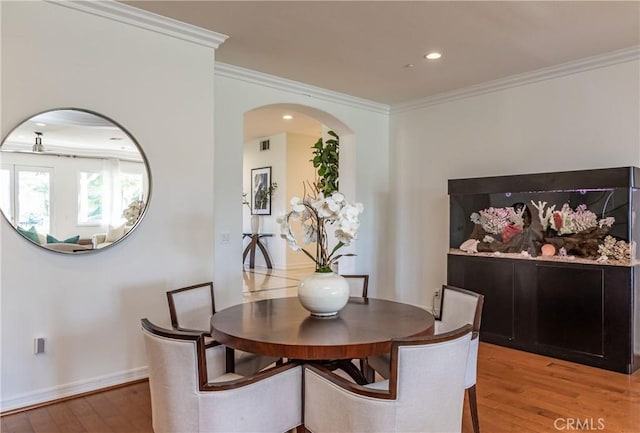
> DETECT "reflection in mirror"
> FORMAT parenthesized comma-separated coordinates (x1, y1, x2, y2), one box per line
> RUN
(0, 108, 151, 253)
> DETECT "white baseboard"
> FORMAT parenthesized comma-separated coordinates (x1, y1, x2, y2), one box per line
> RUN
(0, 366, 148, 413)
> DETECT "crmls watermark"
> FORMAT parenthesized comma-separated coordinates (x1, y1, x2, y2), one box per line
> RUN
(554, 417, 605, 430)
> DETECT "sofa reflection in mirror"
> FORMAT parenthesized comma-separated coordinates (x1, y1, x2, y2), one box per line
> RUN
(16, 225, 93, 252)
(91, 198, 145, 248)
(0, 108, 151, 254)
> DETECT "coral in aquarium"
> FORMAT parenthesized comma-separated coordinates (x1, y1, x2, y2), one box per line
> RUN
(470, 206, 525, 235)
(547, 203, 598, 235)
(531, 201, 555, 230)
(461, 200, 624, 262)
(597, 236, 633, 264)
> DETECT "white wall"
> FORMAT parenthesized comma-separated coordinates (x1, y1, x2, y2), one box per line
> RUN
(389, 59, 640, 310)
(214, 72, 390, 309)
(1, 1, 218, 410)
(285, 132, 320, 269)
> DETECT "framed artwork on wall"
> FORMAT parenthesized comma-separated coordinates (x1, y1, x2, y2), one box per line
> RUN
(251, 166, 272, 215)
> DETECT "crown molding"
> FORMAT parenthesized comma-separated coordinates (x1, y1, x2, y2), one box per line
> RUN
(392, 45, 640, 114)
(215, 63, 390, 115)
(46, 0, 228, 49)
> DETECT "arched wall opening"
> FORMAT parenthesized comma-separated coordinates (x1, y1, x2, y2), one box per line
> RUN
(241, 103, 356, 273)
(213, 72, 390, 310)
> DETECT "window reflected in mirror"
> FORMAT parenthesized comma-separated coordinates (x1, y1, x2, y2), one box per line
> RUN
(0, 108, 151, 253)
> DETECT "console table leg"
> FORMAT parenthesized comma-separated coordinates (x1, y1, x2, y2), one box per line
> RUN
(256, 239, 273, 269)
(249, 237, 257, 269)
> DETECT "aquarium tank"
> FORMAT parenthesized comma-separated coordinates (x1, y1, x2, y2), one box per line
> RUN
(449, 167, 639, 266)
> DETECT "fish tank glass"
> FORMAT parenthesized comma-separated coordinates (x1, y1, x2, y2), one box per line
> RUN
(449, 167, 639, 266)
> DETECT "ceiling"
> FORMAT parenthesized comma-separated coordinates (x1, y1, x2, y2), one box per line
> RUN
(120, 1, 640, 139)
(2, 110, 141, 160)
(244, 107, 323, 141)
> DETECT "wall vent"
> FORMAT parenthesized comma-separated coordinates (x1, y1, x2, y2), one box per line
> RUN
(259, 139, 270, 151)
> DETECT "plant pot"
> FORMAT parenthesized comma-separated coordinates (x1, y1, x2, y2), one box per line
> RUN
(298, 272, 349, 317)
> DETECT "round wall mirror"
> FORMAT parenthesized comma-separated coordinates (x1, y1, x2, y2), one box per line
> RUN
(0, 108, 151, 254)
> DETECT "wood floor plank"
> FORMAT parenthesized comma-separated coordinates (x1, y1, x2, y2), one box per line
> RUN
(66, 398, 113, 433)
(84, 393, 120, 419)
(26, 407, 60, 433)
(102, 384, 153, 432)
(101, 415, 139, 433)
(133, 385, 152, 417)
(65, 398, 94, 418)
(84, 393, 138, 433)
(46, 403, 85, 433)
(74, 414, 113, 433)
(2, 412, 36, 433)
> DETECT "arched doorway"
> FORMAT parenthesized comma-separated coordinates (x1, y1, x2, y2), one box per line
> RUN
(241, 103, 356, 299)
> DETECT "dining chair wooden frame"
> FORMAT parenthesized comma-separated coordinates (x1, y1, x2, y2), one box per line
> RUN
(340, 274, 369, 298)
(140, 318, 302, 432)
(166, 281, 215, 334)
(367, 284, 484, 433)
(438, 284, 484, 433)
(340, 274, 371, 380)
(436, 284, 484, 338)
(142, 318, 297, 391)
(304, 324, 473, 432)
(166, 281, 280, 375)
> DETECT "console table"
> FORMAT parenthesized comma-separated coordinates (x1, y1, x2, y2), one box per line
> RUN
(242, 233, 273, 269)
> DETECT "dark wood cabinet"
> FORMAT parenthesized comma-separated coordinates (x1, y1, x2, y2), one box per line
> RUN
(448, 253, 638, 374)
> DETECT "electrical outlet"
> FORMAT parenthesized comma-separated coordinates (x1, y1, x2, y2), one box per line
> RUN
(432, 289, 442, 317)
(220, 233, 230, 244)
(34, 337, 45, 354)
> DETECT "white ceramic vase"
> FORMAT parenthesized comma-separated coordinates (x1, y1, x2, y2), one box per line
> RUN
(298, 272, 350, 317)
(250, 215, 260, 234)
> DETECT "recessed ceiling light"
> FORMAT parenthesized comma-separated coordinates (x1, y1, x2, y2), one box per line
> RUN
(404, 63, 415, 68)
(424, 52, 442, 60)
(282, 114, 293, 120)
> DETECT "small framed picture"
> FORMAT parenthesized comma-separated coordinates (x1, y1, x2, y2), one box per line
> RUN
(251, 166, 272, 215)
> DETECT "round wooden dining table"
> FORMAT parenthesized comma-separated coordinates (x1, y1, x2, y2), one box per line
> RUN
(211, 296, 435, 363)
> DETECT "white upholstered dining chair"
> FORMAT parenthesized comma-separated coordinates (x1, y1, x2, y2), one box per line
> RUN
(368, 285, 485, 433)
(141, 318, 302, 433)
(166, 282, 278, 375)
(340, 274, 372, 380)
(304, 325, 473, 433)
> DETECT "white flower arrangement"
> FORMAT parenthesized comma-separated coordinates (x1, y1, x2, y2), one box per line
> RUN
(279, 189, 363, 272)
(122, 199, 144, 226)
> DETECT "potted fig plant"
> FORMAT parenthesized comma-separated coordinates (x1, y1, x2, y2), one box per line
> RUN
(279, 131, 364, 316)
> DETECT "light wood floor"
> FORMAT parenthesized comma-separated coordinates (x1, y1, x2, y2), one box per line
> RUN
(3, 266, 639, 432)
(242, 265, 315, 302)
